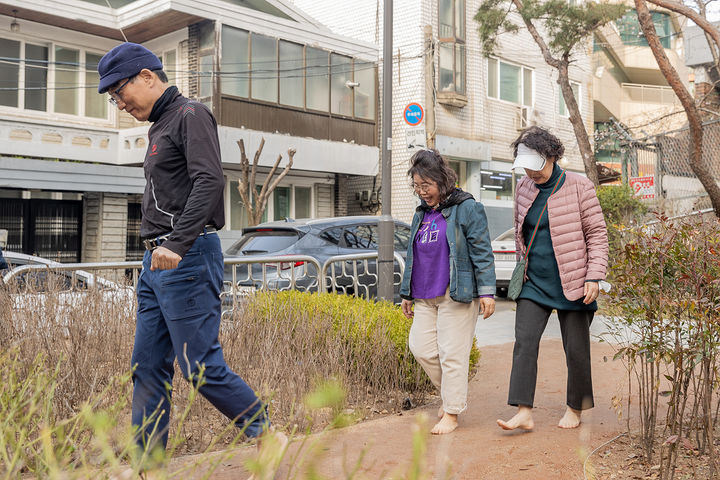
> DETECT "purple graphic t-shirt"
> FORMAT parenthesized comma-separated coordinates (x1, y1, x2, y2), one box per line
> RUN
(410, 209, 450, 299)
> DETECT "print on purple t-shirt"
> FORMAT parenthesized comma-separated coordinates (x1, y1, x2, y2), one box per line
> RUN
(410, 209, 450, 299)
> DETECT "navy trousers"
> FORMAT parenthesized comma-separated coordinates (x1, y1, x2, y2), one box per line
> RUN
(131, 233, 267, 450)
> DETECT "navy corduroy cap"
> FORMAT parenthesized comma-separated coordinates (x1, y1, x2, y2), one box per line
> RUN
(97, 42, 163, 93)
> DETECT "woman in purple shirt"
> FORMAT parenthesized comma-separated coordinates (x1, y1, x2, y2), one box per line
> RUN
(400, 149, 496, 434)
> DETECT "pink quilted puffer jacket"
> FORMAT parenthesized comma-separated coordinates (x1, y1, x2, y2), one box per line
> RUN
(515, 171, 609, 301)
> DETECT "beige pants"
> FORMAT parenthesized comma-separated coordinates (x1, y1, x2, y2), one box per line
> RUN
(408, 289, 480, 415)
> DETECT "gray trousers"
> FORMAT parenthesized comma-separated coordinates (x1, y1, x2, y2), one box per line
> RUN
(508, 298, 594, 411)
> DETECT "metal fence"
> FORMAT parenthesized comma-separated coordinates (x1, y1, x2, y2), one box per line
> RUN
(3, 253, 407, 318)
(601, 119, 720, 215)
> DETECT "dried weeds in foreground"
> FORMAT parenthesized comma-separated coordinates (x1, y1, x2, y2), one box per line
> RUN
(1, 283, 434, 456)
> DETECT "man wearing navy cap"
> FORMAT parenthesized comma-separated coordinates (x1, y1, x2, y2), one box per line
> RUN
(98, 42, 271, 453)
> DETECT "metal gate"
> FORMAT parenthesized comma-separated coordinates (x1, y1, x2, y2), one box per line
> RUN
(0, 198, 82, 262)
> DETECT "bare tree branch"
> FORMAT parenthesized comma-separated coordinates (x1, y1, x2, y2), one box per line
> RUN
(635, 0, 720, 216)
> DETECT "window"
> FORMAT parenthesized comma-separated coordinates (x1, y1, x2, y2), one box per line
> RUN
(25, 44, 48, 112)
(294, 186, 311, 218)
(558, 81, 581, 116)
(438, 0, 465, 94)
(219, 26, 376, 120)
(306, 47, 329, 112)
(85, 53, 106, 119)
(55, 47, 79, 115)
(229, 181, 313, 229)
(251, 34, 278, 102)
(197, 21, 215, 103)
(330, 53, 353, 116)
(354, 60, 375, 120)
(0, 38, 20, 107)
(616, 9, 672, 49)
(343, 225, 377, 249)
(158, 49, 177, 86)
(487, 58, 533, 106)
(279, 41, 303, 107)
(221, 27, 250, 98)
(273, 186, 290, 220)
(394, 224, 411, 250)
(0, 37, 108, 119)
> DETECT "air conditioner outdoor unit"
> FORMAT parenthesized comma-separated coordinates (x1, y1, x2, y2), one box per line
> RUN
(515, 106, 534, 131)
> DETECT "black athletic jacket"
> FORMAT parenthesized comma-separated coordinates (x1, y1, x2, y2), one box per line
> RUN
(140, 86, 225, 257)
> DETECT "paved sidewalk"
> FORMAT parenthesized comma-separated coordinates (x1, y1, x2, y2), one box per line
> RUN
(174, 302, 629, 479)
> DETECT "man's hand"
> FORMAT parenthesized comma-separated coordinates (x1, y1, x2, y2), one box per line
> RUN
(401, 299, 414, 319)
(583, 281, 600, 304)
(479, 297, 495, 319)
(150, 246, 182, 271)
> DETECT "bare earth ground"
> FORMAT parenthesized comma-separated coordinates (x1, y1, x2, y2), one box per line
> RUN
(170, 338, 630, 480)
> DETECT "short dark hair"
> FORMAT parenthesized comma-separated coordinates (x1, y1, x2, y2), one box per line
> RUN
(511, 126, 565, 162)
(407, 149, 457, 199)
(152, 69, 169, 83)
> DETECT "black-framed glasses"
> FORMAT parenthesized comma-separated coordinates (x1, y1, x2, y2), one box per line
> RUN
(107, 77, 133, 107)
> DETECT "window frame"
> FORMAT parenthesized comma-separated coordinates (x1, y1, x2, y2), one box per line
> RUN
(219, 25, 377, 122)
(226, 178, 317, 230)
(437, 0, 466, 95)
(486, 57, 534, 107)
(0, 34, 111, 122)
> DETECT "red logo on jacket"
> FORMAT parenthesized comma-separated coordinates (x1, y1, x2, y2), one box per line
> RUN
(149, 144, 158, 156)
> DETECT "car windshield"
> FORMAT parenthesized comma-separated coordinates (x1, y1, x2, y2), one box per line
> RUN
(226, 231, 301, 256)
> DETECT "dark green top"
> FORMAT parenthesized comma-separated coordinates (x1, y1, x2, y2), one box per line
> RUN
(518, 163, 597, 311)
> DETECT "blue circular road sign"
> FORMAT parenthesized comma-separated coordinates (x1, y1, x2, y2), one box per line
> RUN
(404, 103, 424, 126)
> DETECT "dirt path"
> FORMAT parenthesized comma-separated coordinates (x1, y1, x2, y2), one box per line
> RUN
(172, 338, 628, 479)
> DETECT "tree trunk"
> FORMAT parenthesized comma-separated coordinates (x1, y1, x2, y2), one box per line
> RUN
(558, 58, 599, 185)
(510, 0, 598, 184)
(635, 0, 720, 217)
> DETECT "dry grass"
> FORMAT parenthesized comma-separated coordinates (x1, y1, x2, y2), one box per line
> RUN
(1, 281, 439, 459)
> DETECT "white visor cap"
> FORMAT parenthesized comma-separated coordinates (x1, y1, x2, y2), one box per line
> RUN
(512, 143, 547, 172)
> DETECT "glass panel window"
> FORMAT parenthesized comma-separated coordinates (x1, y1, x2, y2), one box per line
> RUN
(488, 58, 533, 106)
(558, 81, 580, 116)
(164, 50, 176, 85)
(25, 44, 48, 111)
(199, 54, 214, 98)
(439, 43, 454, 92)
(487, 58, 498, 98)
(85, 53, 106, 118)
(0, 38, 20, 107)
(499, 62, 520, 104)
(221, 26, 249, 98)
(455, 0, 465, 38)
(439, 0, 453, 38)
(306, 47, 329, 111)
(273, 186, 290, 220)
(251, 34, 278, 103)
(55, 47, 79, 115)
(354, 61, 375, 120)
(343, 225, 377, 249)
(331, 53, 352, 116)
(279, 41, 303, 107)
(455, 43, 465, 94)
(523, 67, 533, 106)
(294, 186, 311, 218)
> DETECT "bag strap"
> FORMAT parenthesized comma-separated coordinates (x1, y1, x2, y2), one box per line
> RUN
(522, 170, 565, 261)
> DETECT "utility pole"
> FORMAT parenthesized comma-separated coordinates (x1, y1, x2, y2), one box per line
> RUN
(377, 0, 394, 302)
(423, 25, 435, 149)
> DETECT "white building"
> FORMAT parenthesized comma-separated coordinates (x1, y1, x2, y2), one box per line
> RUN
(0, 0, 379, 261)
(294, 0, 594, 237)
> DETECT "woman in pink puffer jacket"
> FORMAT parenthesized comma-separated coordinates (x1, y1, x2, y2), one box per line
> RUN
(496, 127, 609, 432)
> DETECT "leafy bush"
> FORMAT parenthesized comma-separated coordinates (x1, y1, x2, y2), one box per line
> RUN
(603, 214, 720, 478)
(597, 184, 647, 256)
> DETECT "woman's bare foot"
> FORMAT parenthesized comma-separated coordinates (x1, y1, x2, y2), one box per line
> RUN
(496, 406, 534, 431)
(431, 413, 458, 434)
(558, 407, 582, 429)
